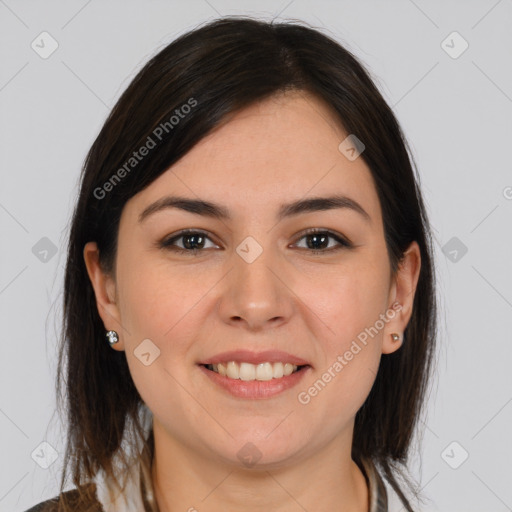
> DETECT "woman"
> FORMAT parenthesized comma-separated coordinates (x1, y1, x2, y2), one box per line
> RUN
(26, 16, 437, 512)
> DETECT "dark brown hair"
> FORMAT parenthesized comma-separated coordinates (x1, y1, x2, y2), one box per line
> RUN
(56, 16, 437, 511)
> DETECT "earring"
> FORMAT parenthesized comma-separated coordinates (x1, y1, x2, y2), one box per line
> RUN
(391, 333, 400, 342)
(106, 330, 119, 346)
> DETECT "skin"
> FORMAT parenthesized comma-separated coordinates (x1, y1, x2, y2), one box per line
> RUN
(84, 90, 421, 512)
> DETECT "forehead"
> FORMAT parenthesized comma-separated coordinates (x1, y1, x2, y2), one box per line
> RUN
(124, 91, 382, 227)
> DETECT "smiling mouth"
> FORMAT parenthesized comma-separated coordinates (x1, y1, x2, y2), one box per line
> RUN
(201, 361, 308, 381)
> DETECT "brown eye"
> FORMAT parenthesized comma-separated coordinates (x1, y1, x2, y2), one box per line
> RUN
(293, 229, 352, 254)
(161, 230, 219, 254)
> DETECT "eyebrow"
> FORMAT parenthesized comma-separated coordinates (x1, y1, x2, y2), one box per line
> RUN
(138, 194, 371, 224)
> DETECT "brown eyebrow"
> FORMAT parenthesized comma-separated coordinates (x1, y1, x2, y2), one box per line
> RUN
(138, 194, 371, 224)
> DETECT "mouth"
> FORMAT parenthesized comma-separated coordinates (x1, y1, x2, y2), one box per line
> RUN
(201, 361, 308, 381)
(198, 351, 312, 399)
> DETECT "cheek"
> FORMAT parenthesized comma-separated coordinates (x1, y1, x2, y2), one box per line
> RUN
(115, 257, 219, 393)
(116, 259, 207, 421)
(296, 282, 384, 429)
(294, 260, 389, 412)
(117, 256, 208, 339)
(304, 259, 390, 352)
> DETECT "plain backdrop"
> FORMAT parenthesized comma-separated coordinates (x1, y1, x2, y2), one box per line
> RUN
(1, 1, 511, 511)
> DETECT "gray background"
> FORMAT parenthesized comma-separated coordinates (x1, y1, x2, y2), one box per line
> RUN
(1, 1, 511, 511)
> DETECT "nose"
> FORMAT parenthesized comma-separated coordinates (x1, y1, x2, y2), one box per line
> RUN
(216, 244, 294, 332)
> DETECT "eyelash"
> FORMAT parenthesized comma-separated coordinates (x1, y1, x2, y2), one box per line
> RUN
(159, 228, 352, 256)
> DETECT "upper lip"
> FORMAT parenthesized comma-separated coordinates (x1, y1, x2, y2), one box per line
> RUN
(199, 350, 310, 366)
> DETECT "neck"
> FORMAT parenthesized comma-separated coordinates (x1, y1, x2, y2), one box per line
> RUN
(150, 422, 369, 512)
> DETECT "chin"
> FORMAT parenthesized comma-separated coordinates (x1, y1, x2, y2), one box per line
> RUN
(202, 425, 311, 469)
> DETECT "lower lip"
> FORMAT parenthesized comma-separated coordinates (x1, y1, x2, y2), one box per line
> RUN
(198, 364, 311, 399)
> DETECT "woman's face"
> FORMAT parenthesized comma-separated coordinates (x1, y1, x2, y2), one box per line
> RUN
(85, 90, 420, 469)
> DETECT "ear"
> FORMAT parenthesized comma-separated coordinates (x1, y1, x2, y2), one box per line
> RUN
(83, 241, 125, 351)
(382, 241, 421, 355)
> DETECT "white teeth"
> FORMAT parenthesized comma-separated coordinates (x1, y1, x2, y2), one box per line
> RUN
(239, 362, 256, 381)
(273, 362, 284, 378)
(256, 362, 273, 381)
(207, 361, 300, 380)
(226, 361, 239, 379)
(283, 363, 294, 376)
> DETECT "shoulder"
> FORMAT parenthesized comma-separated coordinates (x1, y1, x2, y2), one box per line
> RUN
(24, 482, 103, 512)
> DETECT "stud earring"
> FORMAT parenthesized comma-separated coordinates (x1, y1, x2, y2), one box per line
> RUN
(391, 333, 400, 342)
(106, 330, 119, 346)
